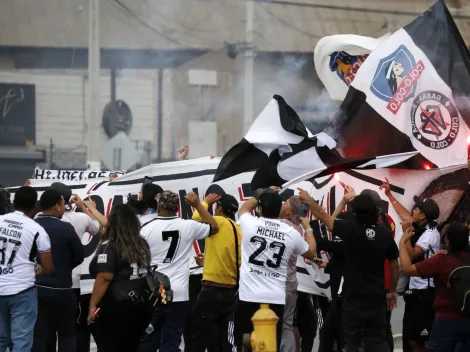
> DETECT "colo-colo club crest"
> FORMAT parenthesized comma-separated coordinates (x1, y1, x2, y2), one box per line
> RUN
(410, 91, 459, 150)
(329, 51, 368, 87)
(370, 45, 424, 115)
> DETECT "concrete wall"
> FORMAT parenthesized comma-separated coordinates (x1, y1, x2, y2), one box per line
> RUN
(0, 50, 329, 168)
(0, 70, 160, 168)
(167, 50, 328, 157)
(2, 0, 469, 52)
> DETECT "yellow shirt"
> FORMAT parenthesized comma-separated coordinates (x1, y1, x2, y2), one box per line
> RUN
(192, 201, 242, 285)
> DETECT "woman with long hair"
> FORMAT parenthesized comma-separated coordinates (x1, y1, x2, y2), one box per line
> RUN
(87, 204, 151, 352)
(128, 183, 163, 225)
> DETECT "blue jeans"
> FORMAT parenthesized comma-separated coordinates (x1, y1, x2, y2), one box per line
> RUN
(426, 317, 470, 352)
(0, 287, 38, 352)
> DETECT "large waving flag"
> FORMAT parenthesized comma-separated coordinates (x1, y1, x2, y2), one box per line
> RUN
(213, 95, 417, 189)
(325, 0, 470, 169)
(314, 34, 390, 101)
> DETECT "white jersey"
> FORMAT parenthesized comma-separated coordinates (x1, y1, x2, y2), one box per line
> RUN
(36, 210, 100, 289)
(238, 213, 309, 305)
(410, 226, 441, 289)
(0, 211, 51, 295)
(140, 216, 211, 302)
(138, 212, 157, 226)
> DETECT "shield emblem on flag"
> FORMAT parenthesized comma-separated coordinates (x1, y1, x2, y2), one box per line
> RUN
(329, 51, 368, 87)
(370, 45, 419, 103)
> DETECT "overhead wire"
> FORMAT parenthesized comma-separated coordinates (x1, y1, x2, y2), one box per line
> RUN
(248, 0, 470, 20)
(111, 0, 187, 47)
(257, 2, 323, 39)
(140, 0, 248, 48)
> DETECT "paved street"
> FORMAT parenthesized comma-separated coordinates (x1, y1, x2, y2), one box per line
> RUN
(90, 298, 405, 352)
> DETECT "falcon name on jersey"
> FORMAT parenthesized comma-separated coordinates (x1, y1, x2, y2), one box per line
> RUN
(0, 211, 51, 295)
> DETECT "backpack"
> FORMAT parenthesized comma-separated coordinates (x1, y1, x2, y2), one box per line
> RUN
(140, 219, 174, 311)
(447, 256, 470, 317)
(143, 265, 174, 312)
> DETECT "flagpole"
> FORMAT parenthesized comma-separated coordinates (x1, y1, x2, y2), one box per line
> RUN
(243, 0, 254, 134)
(87, 0, 101, 171)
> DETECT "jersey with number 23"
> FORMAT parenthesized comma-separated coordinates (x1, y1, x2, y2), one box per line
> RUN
(238, 213, 308, 305)
(140, 216, 210, 302)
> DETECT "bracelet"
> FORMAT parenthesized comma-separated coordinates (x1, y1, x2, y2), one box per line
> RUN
(392, 201, 397, 205)
(305, 228, 313, 233)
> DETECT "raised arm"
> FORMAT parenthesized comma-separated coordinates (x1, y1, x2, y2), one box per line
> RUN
(83, 200, 108, 228)
(298, 188, 335, 231)
(192, 194, 220, 221)
(178, 145, 189, 161)
(185, 192, 219, 235)
(298, 217, 317, 261)
(238, 198, 257, 217)
(331, 184, 356, 219)
(380, 178, 412, 222)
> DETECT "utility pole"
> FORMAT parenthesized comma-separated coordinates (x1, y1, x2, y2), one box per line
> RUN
(87, 0, 101, 170)
(243, 0, 255, 134)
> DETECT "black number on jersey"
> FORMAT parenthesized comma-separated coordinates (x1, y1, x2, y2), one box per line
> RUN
(0, 237, 22, 266)
(162, 231, 181, 264)
(248, 236, 286, 269)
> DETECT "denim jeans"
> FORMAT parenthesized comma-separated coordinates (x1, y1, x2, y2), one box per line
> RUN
(426, 317, 470, 352)
(139, 301, 189, 352)
(0, 287, 38, 352)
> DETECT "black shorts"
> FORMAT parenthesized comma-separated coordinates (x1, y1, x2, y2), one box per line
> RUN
(403, 288, 435, 345)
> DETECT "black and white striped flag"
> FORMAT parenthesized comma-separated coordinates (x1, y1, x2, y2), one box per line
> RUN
(213, 95, 417, 189)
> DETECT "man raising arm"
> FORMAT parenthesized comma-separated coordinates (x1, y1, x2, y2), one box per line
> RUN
(297, 187, 398, 352)
(238, 189, 316, 260)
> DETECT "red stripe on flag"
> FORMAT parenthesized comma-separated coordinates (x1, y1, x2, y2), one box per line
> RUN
(87, 183, 97, 194)
(105, 198, 113, 218)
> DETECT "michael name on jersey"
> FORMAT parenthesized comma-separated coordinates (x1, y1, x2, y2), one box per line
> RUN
(256, 226, 286, 241)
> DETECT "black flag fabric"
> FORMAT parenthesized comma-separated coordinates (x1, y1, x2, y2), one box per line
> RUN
(214, 95, 417, 190)
(325, 0, 470, 169)
(213, 95, 339, 188)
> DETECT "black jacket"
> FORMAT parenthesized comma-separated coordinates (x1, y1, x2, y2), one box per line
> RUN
(311, 218, 345, 301)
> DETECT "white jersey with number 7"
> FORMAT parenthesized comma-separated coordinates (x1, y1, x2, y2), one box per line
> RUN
(140, 216, 211, 302)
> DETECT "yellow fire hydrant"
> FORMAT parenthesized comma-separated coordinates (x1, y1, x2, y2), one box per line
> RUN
(249, 304, 278, 352)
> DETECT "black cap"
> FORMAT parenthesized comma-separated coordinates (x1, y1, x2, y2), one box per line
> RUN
(413, 196, 440, 221)
(49, 182, 72, 203)
(258, 189, 282, 218)
(360, 189, 381, 205)
(217, 194, 239, 215)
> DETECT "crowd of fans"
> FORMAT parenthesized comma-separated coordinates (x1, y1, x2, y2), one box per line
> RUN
(0, 170, 469, 352)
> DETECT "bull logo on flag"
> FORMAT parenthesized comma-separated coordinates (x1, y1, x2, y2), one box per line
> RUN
(370, 45, 425, 115)
(329, 51, 368, 87)
(410, 91, 460, 150)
